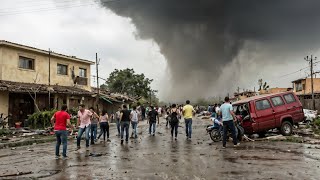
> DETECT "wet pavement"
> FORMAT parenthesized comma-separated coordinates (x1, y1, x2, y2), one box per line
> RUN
(1, 118, 320, 180)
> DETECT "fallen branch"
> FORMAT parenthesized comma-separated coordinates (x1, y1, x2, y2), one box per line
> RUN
(0, 171, 33, 177)
(243, 134, 255, 142)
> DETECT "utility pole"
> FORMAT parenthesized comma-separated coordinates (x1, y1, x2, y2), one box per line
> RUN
(305, 55, 317, 110)
(96, 53, 100, 114)
(48, 48, 51, 109)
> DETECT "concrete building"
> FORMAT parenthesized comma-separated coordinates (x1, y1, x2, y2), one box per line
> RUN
(0, 40, 95, 126)
(292, 78, 320, 111)
(259, 87, 293, 95)
(292, 78, 320, 95)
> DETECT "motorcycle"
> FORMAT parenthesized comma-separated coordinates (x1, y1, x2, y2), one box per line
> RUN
(206, 117, 244, 142)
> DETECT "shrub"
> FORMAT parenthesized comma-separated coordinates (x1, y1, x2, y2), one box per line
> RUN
(314, 118, 320, 127)
(28, 109, 57, 129)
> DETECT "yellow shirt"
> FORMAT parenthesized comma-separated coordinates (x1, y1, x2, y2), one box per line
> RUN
(183, 104, 194, 119)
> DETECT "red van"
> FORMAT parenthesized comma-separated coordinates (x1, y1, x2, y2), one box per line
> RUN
(233, 92, 304, 136)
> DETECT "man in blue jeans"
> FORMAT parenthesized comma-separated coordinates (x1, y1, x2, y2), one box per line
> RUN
(120, 105, 131, 144)
(89, 107, 100, 145)
(51, 104, 74, 159)
(148, 106, 159, 136)
(77, 104, 93, 150)
(219, 97, 240, 148)
(183, 100, 195, 140)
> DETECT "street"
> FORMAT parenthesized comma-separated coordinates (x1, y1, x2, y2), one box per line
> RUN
(1, 117, 320, 180)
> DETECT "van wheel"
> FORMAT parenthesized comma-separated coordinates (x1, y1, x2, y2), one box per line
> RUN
(281, 121, 293, 136)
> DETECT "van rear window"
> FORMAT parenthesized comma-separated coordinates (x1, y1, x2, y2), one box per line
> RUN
(271, 96, 284, 106)
(256, 99, 271, 110)
(284, 94, 296, 104)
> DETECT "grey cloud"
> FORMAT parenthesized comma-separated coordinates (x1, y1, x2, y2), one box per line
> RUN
(99, 0, 320, 101)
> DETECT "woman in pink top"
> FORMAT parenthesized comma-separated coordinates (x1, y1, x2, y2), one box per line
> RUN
(98, 110, 110, 142)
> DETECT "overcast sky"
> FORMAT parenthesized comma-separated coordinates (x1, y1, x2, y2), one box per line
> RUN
(1, 0, 320, 101)
(0, 0, 166, 97)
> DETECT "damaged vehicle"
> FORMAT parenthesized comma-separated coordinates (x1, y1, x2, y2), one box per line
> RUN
(303, 109, 317, 125)
(233, 92, 304, 136)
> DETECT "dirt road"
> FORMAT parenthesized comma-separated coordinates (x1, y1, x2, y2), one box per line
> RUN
(1, 118, 319, 179)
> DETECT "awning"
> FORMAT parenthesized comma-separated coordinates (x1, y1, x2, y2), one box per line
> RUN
(100, 96, 113, 104)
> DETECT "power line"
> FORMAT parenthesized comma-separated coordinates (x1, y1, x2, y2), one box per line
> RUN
(0, 0, 77, 12)
(0, 0, 118, 16)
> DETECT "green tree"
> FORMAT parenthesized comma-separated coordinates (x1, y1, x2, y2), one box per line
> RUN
(105, 68, 154, 98)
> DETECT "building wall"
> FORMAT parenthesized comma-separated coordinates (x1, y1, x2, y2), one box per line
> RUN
(0, 46, 92, 90)
(305, 78, 320, 94)
(0, 91, 9, 117)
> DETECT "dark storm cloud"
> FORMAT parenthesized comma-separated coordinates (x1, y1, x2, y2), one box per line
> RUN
(99, 0, 320, 100)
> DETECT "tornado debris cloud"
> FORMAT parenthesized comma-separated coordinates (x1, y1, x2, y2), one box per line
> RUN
(99, 0, 320, 101)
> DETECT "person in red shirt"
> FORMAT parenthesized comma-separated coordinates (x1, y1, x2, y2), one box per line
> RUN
(51, 104, 74, 159)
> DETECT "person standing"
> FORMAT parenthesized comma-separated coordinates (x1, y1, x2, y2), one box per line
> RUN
(170, 104, 180, 140)
(141, 105, 146, 121)
(98, 110, 111, 142)
(130, 106, 139, 139)
(76, 104, 93, 150)
(183, 100, 195, 140)
(120, 105, 131, 144)
(148, 106, 159, 136)
(219, 97, 240, 148)
(89, 107, 100, 145)
(115, 107, 121, 136)
(51, 104, 74, 159)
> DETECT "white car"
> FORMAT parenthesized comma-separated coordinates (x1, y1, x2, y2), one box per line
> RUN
(303, 109, 317, 124)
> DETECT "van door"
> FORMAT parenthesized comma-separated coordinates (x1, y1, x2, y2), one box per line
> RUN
(283, 93, 302, 122)
(254, 99, 276, 132)
(270, 96, 287, 127)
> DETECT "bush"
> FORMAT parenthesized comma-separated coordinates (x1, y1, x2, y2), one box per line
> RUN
(314, 118, 320, 127)
(28, 109, 57, 129)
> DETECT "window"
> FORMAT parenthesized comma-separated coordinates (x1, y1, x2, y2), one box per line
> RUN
(19, 56, 34, 70)
(284, 94, 296, 104)
(79, 68, 87, 77)
(256, 99, 271, 110)
(271, 96, 284, 106)
(57, 64, 68, 75)
(296, 82, 303, 92)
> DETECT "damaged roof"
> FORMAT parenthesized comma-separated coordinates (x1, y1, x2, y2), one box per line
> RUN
(0, 80, 93, 95)
(0, 40, 95, 65)
(91, 87, 136, 103)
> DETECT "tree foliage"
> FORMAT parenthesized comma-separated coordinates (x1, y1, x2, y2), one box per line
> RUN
(105, 68, 154, 98)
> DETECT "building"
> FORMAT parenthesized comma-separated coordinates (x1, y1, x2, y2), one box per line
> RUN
(292, 78, 320, 95)
(234, 90, 258, 101)
(0, 40, 95, 126)
(259, 87, 293, 95)
(292, 78, 320, 111)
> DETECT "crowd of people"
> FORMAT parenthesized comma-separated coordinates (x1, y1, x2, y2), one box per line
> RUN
(50, 97, 240, 159)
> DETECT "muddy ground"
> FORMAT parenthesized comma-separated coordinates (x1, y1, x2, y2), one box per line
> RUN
(0, 118, 320, 180)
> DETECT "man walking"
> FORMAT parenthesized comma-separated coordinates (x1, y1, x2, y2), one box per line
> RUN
(89, 107, 100, 145)
(183, 100, 195, 140)
(76, 104, 93, 150)
(148, 106, 159, 136)
(130, 106, 139, 139)
(51, 104, 74, 159)
(115, 107, 121, 136)
(120, 105, 131, 144)
(220, 97, 240, 148)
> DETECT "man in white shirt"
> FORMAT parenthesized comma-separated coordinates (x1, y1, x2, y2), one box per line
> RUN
(130, 106, 140, 139)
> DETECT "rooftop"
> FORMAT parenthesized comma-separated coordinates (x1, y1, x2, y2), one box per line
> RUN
(0, 40, 95, 65)
(0, 80, 93, 95)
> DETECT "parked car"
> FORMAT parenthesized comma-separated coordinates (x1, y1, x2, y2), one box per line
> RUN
(233, 92, 304, 136)
(303, 109, 317, 124)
